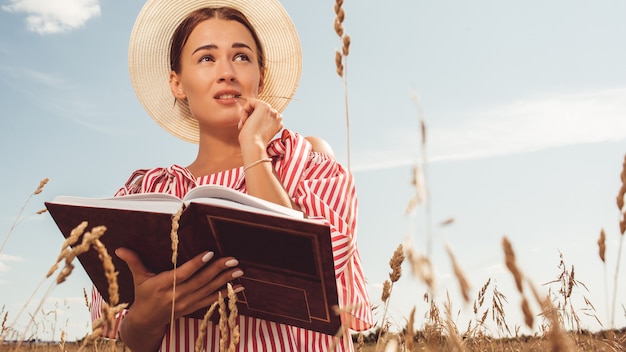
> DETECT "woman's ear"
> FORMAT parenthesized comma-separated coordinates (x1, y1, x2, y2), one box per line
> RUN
(169, 71, 186, 100)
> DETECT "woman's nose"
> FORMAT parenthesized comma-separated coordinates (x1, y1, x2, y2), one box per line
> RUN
(217, 62, 236, 82)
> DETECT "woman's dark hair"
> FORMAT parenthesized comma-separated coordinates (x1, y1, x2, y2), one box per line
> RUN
(169, 7, 265, 77)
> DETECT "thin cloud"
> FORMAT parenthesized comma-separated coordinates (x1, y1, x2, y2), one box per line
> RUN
(0, 253, 23, 273)
(0, 64, 123, 136)
(430, 87, 626, 162)
(2, 0, 100, 34)
(0, 64, 65, 87)
(353, 87, 626, 172)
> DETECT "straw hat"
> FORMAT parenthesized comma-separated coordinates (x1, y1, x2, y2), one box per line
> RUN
(128, 0, 302, 143)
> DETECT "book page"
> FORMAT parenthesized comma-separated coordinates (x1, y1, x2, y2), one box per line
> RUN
(184, 184, 304, 219)
(49, 194, 183, 214)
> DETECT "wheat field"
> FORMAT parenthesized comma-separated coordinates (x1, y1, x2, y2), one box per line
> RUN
(2, 156, 626, 351)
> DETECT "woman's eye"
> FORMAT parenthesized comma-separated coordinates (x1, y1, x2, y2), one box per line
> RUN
(199, 55, 214, 63)
(234, 53, 250, 62)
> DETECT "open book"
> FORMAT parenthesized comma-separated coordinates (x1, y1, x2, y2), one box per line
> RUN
(45, 184, 341, 335)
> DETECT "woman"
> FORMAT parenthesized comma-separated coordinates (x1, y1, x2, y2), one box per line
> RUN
(91, 0, 373, 350)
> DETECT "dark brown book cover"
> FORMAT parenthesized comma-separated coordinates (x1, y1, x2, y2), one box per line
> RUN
(44, 191, 341, 336)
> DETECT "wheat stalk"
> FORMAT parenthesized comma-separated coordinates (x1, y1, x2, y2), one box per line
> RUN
(529, 282, 576, 351)
(35, 221, 126, 351)
(333, 0, 352, 169)
(409, 93, 434, 257)
(330, 304, 358, 351)
(491, 285, 511, 336)
(195, 300, 219, 351)
(375, 244, 405, 347)
(218, 291, 228, 352)
(445, 244, 471, 304)
(404, 306, 416, 351)
(612, 154, 626, 328)
(501, 237, 532, 331)
(1, 178, 49, 255)
(227, 283, 240, 352)
(465, 278, 492, 339)
(169, 205, 183, 349)
(442, 291, 466, 351)
(7, 223, 125, 350)
(598, 228, 610, 327)
(405, 244, 435, 292)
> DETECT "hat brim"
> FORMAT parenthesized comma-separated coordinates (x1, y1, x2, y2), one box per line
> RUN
(128, 0, 302, 143)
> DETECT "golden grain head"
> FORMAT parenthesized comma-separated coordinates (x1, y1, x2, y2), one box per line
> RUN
(405, 306, 416, 350)
(218, 291, 228, 352)
(61, 221, 88, 249)
(477, 278, 490, 307)
(342, 34, 350, 56)
(34, 177, 50, 195)
(83, 288, 90, 309)
(227, 283, 240, 350)
(446, 244, 471, 303)
(440, 217, 455, 226)
(479, 309, 489, 325)
(406, 246, 435, 291)
(617, 154, 626, 210)
(597, 228, 606, 262)
(1, 311, 7, 331)
(333, 18, 344, 37)
(170, 206, 183, 265)
(335, 50, 344, 77)
(388, 244, 405, 283)
(381, 280, 391, 303)
(335, 7, 345, 23)
(521, 297, 534, 329)
(92, 238, 120, 306)
(195, 301, 219, 352)
(502, 236, 523, 293)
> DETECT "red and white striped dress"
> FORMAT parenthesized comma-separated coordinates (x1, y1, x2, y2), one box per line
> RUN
(90, 130, 373, 351)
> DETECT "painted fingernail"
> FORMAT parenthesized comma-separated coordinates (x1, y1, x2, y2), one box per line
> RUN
(232, 270, 244, 278)
(225, 259, 239, 267)
(234, 286, 245, 293)
(201, 251, 214, 263)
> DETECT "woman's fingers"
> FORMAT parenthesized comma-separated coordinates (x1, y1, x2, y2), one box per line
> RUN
(117, 247, 242, 299)
(115, 247, 155, 285)
(171, 256, 245, 317)
(238, 99, 281, 128)
(175, 268, 245, 317)
(237, 99, 283, 149)
(116, 247, 244, 322)
(176, 255, 241, 290)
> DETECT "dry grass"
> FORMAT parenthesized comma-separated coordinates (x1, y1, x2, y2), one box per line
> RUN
(2, 143, 626, 351)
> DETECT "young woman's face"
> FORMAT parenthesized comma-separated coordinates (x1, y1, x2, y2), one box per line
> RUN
(170, 18, 262, 128)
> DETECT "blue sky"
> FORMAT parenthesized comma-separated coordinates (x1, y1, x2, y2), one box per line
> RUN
(2, 0, 626, 341)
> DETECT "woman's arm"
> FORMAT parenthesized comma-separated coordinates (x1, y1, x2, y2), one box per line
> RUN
(238, 99, 295, 208)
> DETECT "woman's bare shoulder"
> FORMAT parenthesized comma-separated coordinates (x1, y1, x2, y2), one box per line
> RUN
(304, 136, 335, 158)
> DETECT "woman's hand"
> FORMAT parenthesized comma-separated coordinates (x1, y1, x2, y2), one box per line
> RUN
(116, 248, 243, 352)
(237, 98, 283, 149)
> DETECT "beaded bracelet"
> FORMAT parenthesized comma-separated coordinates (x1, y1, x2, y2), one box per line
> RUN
(243, 157, 272, 172)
